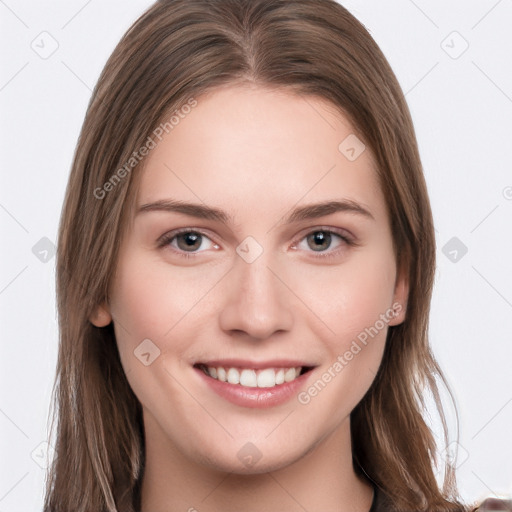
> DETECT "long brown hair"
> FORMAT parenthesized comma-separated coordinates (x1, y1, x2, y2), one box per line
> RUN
(45, 1, 467, 510)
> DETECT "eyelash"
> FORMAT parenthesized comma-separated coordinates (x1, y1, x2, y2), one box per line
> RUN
(157, 227, 357, 260)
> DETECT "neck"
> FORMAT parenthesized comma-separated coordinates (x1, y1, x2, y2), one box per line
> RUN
(140, 410, 374, 512)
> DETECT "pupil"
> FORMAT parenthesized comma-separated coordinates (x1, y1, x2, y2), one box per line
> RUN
(178, 232, 201, 251)
(308, 231, 331, 251)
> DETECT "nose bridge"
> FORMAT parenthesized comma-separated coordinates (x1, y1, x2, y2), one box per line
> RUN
(219, 243, 293, 339)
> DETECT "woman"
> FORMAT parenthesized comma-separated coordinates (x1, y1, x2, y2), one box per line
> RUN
(44, 1, 506, 510)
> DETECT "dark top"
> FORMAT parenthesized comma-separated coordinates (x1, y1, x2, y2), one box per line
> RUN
(368, 486, 512, 512)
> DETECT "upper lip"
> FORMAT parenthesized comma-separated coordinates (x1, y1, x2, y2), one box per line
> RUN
(194, 359, 316, 369)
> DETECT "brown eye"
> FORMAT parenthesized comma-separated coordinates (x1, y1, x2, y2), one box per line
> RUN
(158, 229, 219, 258)
(306, 231, 332, 252)
(292, 227, 354, 260)
(175, 232, 203, 252)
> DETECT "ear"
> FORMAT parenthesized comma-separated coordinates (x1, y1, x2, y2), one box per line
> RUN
(89, 302, 112, 327)
(388, 269, 409, 326)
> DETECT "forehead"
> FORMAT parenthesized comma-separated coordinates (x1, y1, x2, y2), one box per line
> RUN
(132, 84, 387, 226)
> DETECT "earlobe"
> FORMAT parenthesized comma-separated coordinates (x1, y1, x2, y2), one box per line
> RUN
(389, 271, 409, 326)
(89, 303, 112, 327)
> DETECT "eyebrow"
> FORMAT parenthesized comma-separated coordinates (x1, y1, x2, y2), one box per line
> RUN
(136, 198, 375, 224)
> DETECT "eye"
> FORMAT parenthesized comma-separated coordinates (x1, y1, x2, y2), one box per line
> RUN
(157, 229, 219, 257)
(291, 228, 355, 259)
(157, 227, 356, 260)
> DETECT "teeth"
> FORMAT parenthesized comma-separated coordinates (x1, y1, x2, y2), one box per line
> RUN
(202, 365, 303, 388)
(227, 368, 240, 384)
(240, 369, 257, 387)
(285, 367, 297, 383)
(217, 367, 227, 382)
(257, 368, 275, 388)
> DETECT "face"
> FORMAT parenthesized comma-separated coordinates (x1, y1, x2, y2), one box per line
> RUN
(90, 84, 408, 474)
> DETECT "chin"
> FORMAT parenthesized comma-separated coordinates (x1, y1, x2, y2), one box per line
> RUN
(192, 439, 309, 475)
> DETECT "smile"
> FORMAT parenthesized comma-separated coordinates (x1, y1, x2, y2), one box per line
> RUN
(193, 359, 316, 408)
(195, 364, 310, 388)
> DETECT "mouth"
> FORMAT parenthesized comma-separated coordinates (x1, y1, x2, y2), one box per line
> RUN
(194, 363, 315, 389)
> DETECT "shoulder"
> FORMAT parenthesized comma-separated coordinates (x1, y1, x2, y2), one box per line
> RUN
(473, 497, 512, 511)
(371, 487, 512, 512)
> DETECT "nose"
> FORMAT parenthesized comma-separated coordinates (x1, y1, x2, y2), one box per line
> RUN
(218, 250, 294, 341)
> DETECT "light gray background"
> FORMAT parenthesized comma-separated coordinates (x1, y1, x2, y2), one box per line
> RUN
(1, 1, 511, 510)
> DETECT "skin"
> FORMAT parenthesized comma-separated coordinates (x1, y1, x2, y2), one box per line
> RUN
(90, 84, 409, 512)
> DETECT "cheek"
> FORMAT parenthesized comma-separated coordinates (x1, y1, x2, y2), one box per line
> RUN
(294, 256, 396, 420)
(109, 251, 224, 342)
(288, 248, 397, 344)
(107, 251, 228, 404)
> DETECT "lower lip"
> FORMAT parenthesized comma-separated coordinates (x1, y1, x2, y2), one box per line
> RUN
(194, 367, 313, 409)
